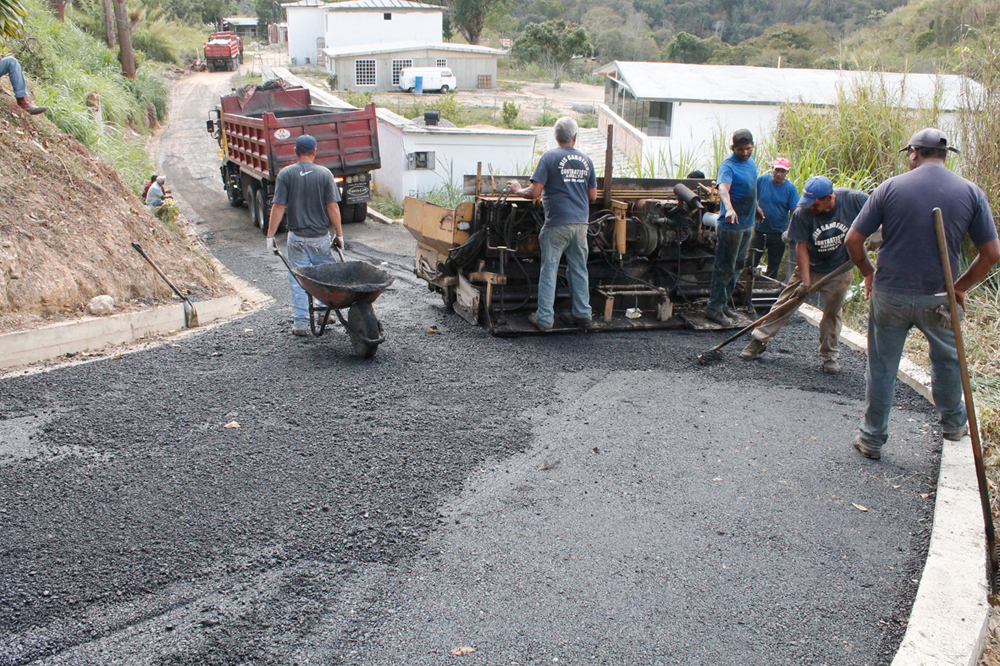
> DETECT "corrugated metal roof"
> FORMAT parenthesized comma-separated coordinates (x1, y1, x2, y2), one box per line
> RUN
(325, 0, 442, 10)
(323, 40, 503, 57)
(281, 0, 331, 7)
(223, 17, 259, 25)
(595, 61, 980, 111)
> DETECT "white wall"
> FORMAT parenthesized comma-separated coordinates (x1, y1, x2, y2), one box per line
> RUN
(286, 6, 327, 65)
(326, 10, 442, 49)
(371, 113, 536, 204)
(601, 101, 780, 175)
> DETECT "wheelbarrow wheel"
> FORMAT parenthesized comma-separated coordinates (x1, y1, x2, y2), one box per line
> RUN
(347, 301, 382, 358)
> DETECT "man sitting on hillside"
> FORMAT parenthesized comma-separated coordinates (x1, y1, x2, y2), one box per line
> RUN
(0, 56, 48, 115)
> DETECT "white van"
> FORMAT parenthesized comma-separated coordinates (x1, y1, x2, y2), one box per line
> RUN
(398, 67, 458, 93)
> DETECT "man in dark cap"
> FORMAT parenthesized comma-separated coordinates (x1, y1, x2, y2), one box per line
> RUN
(740, 176, 868, 374)
(707, 129, 757, 327)
(267, 134, 344, 336)
(845, 128, 1000, 459)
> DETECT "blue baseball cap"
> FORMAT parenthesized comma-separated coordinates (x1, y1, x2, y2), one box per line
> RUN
(295, 134, 318, 153)
(798, 176, 834, 208)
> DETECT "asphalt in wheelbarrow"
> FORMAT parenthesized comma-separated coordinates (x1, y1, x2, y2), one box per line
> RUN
(292, 261, 394, 309)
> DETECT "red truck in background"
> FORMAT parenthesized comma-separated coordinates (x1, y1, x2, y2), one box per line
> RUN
(206, 80, 381, 231)
(203, 31, 243, 71)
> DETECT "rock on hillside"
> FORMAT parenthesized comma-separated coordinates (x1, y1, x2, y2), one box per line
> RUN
(0, 95, 232, 334)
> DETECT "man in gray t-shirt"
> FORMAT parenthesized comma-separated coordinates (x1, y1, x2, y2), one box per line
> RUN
(845, 128, 1000, 459)
(507, 117, 597, 332)
(741, 177, 867, 374)
(267, 134, 344, 336)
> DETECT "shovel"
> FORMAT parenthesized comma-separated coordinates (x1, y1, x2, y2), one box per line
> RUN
(131, 242, 200, 328)
(932, 207, 999, 594)
(697, 259, 854, 364)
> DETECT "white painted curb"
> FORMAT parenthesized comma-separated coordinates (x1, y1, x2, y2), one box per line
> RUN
(798, 302, 990, 665)
(0, 295, 242, 371)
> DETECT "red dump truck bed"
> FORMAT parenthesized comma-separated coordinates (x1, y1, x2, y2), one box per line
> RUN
(219, 85, 380, 182)
(208, 80, 381, 229)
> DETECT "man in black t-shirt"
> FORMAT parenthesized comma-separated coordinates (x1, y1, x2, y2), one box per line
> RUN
(740, 176, 868, 374)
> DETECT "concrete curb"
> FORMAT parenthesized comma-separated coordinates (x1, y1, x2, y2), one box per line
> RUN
(797, 302, 990, 666)
(0, 294, 242, 371)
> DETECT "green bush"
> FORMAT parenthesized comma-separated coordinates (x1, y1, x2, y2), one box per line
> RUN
(501, 100, 519, 127)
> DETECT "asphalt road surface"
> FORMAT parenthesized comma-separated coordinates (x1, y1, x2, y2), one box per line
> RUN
(0, 72, 944, 666)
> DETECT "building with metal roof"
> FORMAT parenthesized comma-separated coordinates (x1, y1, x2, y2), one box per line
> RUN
(594, 61, 982, 173)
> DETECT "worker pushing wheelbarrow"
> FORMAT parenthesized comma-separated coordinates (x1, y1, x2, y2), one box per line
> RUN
(273, 244, 394, 358)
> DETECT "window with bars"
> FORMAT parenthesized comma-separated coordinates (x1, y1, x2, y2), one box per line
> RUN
(392, 59, 413, 85)
(355, 59, 376, 86)
(436, 58, 447, 67)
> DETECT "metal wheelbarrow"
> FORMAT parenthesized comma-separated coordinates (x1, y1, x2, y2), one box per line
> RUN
(274, 245, 394, 358)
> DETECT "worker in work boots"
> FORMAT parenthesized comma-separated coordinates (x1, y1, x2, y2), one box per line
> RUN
(0, 56, 48, 115)
(506, 116, 597, 332)
(706, 129, 758, 327)
(845, 128, 999, 460)
(740, 176, 868, 374)
(267, 134, 344, 337)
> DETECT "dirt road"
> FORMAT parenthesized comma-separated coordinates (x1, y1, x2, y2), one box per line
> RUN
(0, 71, 944, 666)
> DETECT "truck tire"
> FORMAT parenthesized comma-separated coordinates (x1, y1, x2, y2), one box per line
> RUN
(255, 188, 268, 233)
(247, 183, 260, 227)
(338, 201, 367, 224)
(407, 87, 414, 93)
(440, 85, 449, 93)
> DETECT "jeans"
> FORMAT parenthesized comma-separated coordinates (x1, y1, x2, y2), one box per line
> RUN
(749, 230, 786, 280)
(287, 231, 334, 326)
(0, 57, 28, 98)
(860, 289, 966, 450)
(708, 226, 752, 314)
(536, 224, 591, 326)
(752, 265, 853, 361)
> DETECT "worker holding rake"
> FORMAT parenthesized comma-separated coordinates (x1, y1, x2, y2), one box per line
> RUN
(740, 176, 868, 374)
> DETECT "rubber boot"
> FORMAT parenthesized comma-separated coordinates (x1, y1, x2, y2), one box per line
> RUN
(16, 96, 48, 115)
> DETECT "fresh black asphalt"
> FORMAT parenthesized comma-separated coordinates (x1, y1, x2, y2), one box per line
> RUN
(0, 71, 943, 665)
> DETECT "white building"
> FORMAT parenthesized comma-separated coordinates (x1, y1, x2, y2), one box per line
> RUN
(324, 41, 503, 92)
(283, 0, 444, 67)
(595, 61, 981, 173)
(372, 108, 536, 204)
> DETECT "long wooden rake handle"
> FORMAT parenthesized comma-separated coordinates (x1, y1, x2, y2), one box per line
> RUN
(703, 259, 855, 355)
(932, 207, 999, 594)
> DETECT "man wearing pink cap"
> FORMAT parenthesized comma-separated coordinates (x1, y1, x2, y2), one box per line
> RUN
(751, 157, 798, 280)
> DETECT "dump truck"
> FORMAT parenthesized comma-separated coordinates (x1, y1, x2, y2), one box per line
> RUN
(203, 31, 243, 72)
(207, 79, 381, 232)
(403, 163, 784, 335)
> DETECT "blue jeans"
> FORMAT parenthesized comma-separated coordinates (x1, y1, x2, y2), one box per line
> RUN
(860, 289, 966, 450)
(536, 224, 591, 326)
(287, 231, 334, 326)
(0, 57, 28, 98)
(708, 226, 752, 313)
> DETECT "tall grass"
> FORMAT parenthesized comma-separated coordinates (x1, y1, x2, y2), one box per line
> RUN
(11, 0, 165, 192)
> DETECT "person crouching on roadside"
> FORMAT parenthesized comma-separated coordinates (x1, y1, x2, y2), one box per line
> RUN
(145, 175, 167, 208)
(266, 134, 344, 337)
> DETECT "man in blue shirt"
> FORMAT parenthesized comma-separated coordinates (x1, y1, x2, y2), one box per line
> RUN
(845, 128, 1000, 460)
(751, 157, 799, 280)
(707, 129, 758, 327)
(507, 117, 598, 332)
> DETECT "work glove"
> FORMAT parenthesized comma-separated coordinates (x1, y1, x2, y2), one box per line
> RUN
(792, 284, 810, 300)
(333, 235, 344, 250)
(266, 237, 277, 252)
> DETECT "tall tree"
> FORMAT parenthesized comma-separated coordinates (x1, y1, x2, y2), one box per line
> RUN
(102, 0, 118, 48)
(451, 0, 497, 45)
(112, 0, 136, 78)
(510, 20, 592, 88)
(48, 0, 67, 20)
(0, 0, 27, 38)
